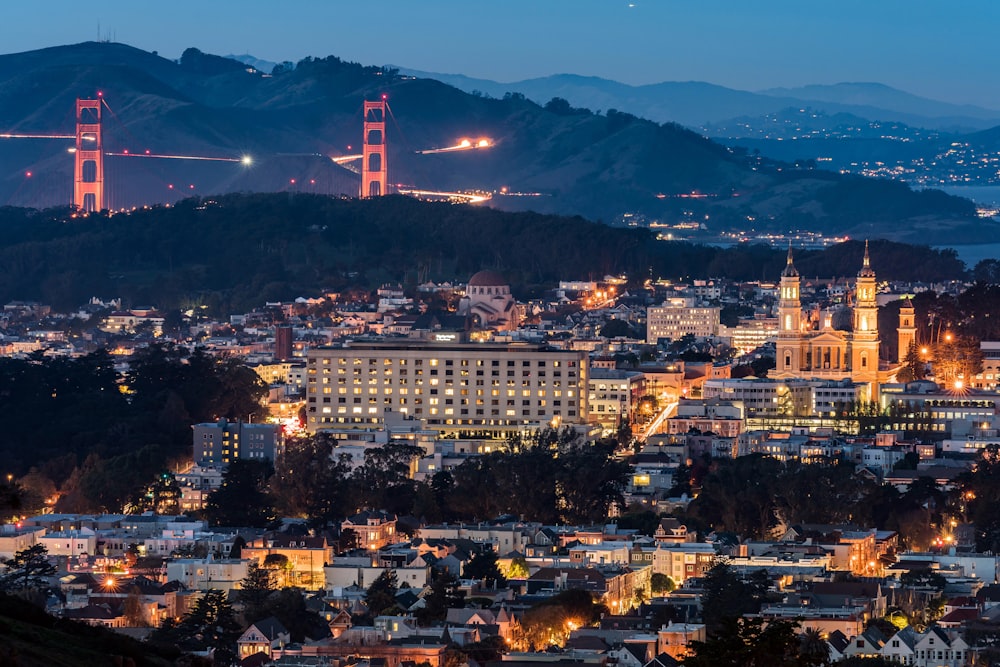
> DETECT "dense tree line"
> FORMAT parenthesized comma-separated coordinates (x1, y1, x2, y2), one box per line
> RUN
(213, 428, 629, 530)
(0, 196, 970, 313)
(683, 455, 945, 548)
(0, 345, 266, 514)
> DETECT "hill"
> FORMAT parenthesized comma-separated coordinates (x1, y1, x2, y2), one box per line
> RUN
(0, 594, 176, 666)
(0, 194, 968, 313)
(394, 68, 1000, 130)
(0, 42, 990, 241)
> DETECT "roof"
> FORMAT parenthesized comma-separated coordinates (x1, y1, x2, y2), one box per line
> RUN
(938, 607, 980, 625)
(468, 270, 508, 287)
(245, 616, 289, 641)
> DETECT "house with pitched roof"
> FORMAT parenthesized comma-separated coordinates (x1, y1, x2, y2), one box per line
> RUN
(237, 616, 290, 660)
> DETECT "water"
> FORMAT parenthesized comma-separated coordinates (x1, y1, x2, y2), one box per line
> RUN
(925, 186, 1000, 268)
(936, 185, 1000, 207)
(939, 243, 1000, 269)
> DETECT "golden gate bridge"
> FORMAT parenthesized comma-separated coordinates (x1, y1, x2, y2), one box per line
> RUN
(0, 94, 496, 212)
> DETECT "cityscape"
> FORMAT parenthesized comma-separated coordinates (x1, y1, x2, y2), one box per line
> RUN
(4, 3, 1000, 667)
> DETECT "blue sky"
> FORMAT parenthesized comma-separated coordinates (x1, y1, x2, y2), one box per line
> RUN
(5, 0, 999, 108)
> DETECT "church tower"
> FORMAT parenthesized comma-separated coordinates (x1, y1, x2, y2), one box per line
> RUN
(775, 245, 803, 377)
(851, 240, 880, 385)
(897, 298, 916, 364)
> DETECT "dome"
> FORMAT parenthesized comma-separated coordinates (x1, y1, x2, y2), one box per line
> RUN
(467, 270, 508, 287)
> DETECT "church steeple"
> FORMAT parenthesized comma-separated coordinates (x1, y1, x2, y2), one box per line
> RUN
(852, 240, 880, 385)
(776, 243, 803, 376)
(782, 243, 799, 277)
(859, 239, 876, 278)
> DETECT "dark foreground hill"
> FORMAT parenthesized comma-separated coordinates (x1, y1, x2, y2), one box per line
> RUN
(0, 194, 967, 313)
(0, 42, 991, 242)
(0, 594, 176, 666)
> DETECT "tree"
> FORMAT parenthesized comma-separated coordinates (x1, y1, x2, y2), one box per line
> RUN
(599, 319, 637, 339)
(365, 569, 399, 617)
(555, 439, 629, 523)
(0, 479, 22, 523)
(799, 627, 830, 667)
(505, 556, 530, 580)
(0, 544, 56, 595)
(650, 573, 675, 596)
(173, 589, 240, 663)
(238, 561, 276, 621)
(123, 585, 148, 627)
(354, 442, 423, 514)
(463, 550, 506, 589)
(685, 617, 809, 667)
(896, 341, 926, 384)
(230, 535, 246, 559)
(699, 559, 771, 633)
(204, 459, 276, 528)
(931, 334, 983, 387)
(271, 433, 353, 528)
(417, 569, 466, 625)
(750, 355, 776, 378)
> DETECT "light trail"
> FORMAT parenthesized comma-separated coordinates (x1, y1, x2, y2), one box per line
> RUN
(397, 188, 492, 203)
(330, 154, 363, 163)
(0, 133, 75, 139)
(106, 151, 248, 163)
(416, 138, 492, 155)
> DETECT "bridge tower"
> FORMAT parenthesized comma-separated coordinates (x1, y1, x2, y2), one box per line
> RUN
(361, 99, 387, 197)
(74, 98, 104, 212)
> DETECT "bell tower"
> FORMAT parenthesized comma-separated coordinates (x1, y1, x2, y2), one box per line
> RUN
(851, 240, 880, 385)
(897, 297, 916, 364)
(775, 245, 803, 377)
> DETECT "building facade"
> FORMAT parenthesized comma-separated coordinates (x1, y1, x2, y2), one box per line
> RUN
(773, 243, 900, 398)
(192, 419, 285, 465)
(646, 298, 721, 342)
(306, 339, 588, 436)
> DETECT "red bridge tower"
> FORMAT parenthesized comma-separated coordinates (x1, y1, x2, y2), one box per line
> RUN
(74, 98, 104, 212)
(362, 99, 387, 197)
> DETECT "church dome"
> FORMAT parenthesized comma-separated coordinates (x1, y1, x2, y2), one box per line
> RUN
(468, 270, 508, 287)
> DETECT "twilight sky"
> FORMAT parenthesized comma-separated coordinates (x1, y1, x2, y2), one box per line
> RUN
(5, 0, 999, 108)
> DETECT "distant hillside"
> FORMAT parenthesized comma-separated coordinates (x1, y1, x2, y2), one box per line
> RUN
(0, 194, 967, 313)
(394, 67, 1000, 130)
(0, 42, 989, 241)
(758, 82, 1000, 124)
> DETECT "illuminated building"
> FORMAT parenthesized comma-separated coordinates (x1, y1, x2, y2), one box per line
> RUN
(773, 242, 904, 398)
(192, 419, 285, 465)
(457, 270, 521, 331)
(342, 510, 398, 551)
(588, 368, 645, 431)
(646, 298, 720, 342)
(306, 339, 588, 436)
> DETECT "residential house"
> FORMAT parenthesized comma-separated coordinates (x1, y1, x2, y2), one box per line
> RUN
(237, 617, 291, 660)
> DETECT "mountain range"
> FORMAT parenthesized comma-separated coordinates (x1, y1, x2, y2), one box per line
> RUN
(0, 42, 994, 243)
(393, 68, 1000, 131)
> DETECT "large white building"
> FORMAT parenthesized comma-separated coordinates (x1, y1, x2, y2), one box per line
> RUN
(588, 368, 645, 430)
(646, 298, 720, 342)
(702, 378, 813, 419)
(306, 339, 589, 437)
(718, 316, 778, 355)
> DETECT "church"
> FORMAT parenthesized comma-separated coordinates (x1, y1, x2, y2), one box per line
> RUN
(456, 270, 522, 331)
(772, 242, 912, 399)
